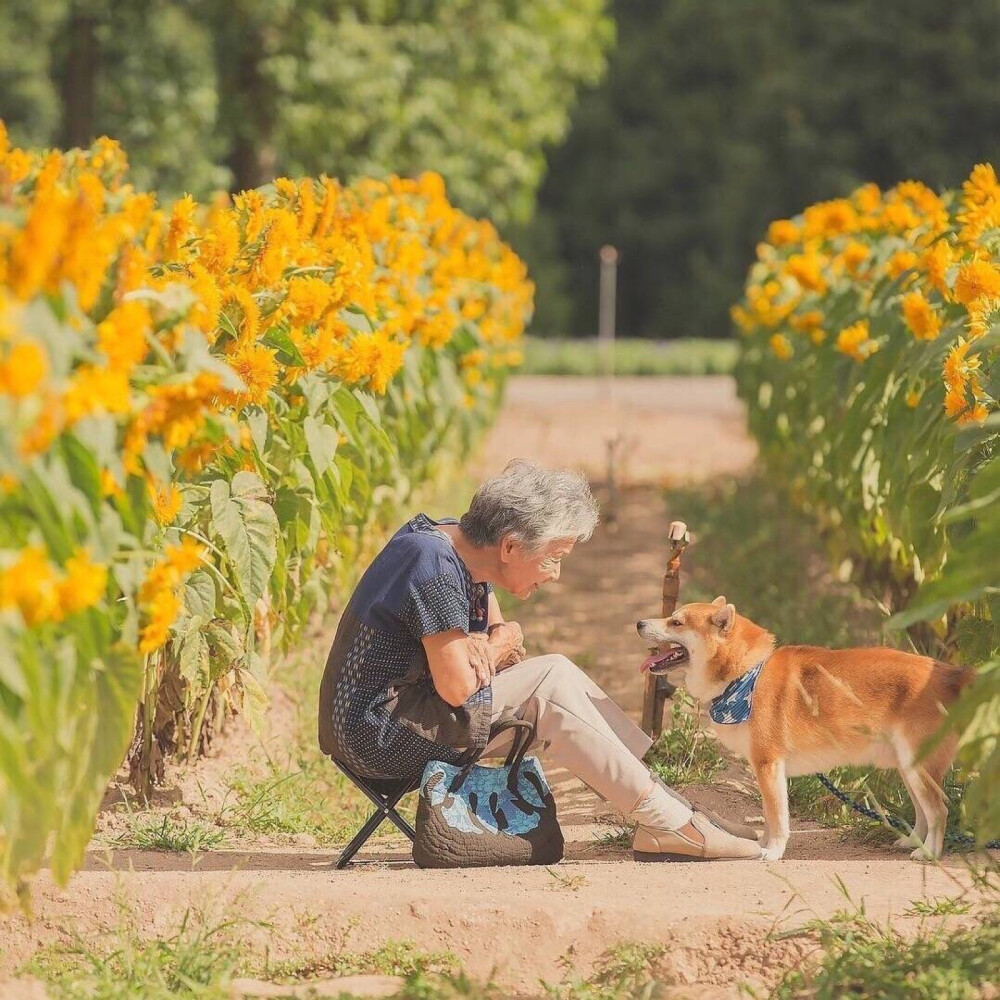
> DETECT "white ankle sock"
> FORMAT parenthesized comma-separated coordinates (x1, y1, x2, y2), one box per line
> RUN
(628, 775, 693, 831)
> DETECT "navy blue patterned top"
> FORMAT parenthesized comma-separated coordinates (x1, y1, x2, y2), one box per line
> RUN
(318, 514, 493, 781)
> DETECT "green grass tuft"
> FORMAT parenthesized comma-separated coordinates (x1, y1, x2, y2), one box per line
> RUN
(111, 814, 226, 853)
(23, 906, 246, 1000)
(905, 896, 973, 918)
(646, 690, 726, 787)
(593, 826, 632, 849)
(217, 753, 415, 845)
(260, 939, 459, 983)
(543, 941, 671, 1000)
(767, 894, 1000, 1000)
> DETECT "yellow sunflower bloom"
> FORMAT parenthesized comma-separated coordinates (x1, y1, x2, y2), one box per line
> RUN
(887, 250, 918, 279)
(954, 258, 1000, 306)
(836, 320, 878, 362)
(0, 546, 60, 625)
(0, 340, 48, 397)
(966, 296, 1000, 340)
(58, 549, 108, 616)
(769, 333, 794, 360)
(901, 290, 941, 341)
(139, 586, 181, 655)
(227, 343, 280, 406)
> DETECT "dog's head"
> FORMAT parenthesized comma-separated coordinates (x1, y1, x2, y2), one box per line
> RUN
(637, 597, 772, 702)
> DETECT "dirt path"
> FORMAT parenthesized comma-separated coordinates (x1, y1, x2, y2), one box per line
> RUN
(2, 376, 984, 997)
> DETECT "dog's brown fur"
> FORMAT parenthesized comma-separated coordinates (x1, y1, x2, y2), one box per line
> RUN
(637, 597, 975, 860)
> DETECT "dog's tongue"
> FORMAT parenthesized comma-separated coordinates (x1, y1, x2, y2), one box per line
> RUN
(640, 652, 662, 674)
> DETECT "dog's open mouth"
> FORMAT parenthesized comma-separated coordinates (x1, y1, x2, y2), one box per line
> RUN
(639, 644, 688, 675)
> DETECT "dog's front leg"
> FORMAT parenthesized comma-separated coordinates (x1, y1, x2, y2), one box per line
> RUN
(753, 757, 789, 861)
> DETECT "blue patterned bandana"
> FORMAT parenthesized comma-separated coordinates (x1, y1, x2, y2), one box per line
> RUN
(709, 659, 767, 725)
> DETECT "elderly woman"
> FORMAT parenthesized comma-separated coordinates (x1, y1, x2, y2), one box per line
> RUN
(318, 460, 760, 862)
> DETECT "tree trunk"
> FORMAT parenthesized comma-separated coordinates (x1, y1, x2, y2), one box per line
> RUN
(216, 19, 278, 193)
(60, 4, 100, 150)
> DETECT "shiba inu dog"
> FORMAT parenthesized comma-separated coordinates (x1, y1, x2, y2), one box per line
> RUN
(637, 598, 975, 861)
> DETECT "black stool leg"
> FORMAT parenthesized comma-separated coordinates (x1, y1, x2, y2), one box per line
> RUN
(332, 761, 417, 868)
(336, 808, 391, 868)
(334, 790, 416, 868)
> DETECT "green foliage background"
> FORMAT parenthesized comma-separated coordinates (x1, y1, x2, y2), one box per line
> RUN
(528, 0, 1000, 336)
(0, 0, 612, 226)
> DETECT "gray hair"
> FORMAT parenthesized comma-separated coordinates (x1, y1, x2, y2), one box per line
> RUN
(460, 459, 600, 552)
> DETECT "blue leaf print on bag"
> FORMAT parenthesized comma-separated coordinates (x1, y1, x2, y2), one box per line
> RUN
(421, 759, 550, 835)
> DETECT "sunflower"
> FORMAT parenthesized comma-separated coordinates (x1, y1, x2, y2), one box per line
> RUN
(901, 290, 941, 341)
(943, 338, 981, 391)
(0, 546, 59, 625)
(921, 240, 955, 298)
(769, 333, 794, 360)
(836, 320, 878, 362)
(0, 340, 47, 397)
(97, 300, 150, 373)
(765, 219, 801, 247)
(139, 586, 181, 655)
(954, 258, 1000, 306)
(966, 296, 1000, 340)
(887, 250, 918, 279)
(227, 342, 280, 405)
(58, 548, 108, 616)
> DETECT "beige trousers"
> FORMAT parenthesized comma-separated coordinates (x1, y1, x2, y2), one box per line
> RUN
(481, 653, 686, 820)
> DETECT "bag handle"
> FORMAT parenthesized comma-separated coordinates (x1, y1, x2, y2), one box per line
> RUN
(501, 718, 535, 783)
(446, 716, 536, 794)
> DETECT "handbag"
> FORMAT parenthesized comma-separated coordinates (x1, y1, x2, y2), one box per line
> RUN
(412, 717, 564, 868)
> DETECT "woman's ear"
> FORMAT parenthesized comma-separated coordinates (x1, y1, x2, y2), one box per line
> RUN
(499, 534, 516, 564)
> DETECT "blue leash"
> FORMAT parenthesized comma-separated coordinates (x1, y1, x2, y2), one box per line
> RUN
(815, 772, 1000, 849)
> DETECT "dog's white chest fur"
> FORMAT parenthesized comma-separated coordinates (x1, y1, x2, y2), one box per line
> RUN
(708, 719, 752, 759)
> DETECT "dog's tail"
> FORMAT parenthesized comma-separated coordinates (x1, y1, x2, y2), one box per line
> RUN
(933, 659, 977, 703)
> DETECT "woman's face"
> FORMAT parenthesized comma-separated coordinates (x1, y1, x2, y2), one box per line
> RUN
(499, 536, 576, 599)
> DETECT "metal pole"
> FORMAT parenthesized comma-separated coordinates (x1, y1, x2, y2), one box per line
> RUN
(598, 244, 618, 379)
(598, 245, 621, 524)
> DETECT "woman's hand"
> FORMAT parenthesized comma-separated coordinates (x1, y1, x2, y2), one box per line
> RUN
(467, 632, 497, 690)
(487, 621, 526, 670)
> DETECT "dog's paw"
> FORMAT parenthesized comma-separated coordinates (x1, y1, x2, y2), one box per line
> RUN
(909, 844, 940, 862)
(760, 843, 787, 861)
(893, 834, 918, 851)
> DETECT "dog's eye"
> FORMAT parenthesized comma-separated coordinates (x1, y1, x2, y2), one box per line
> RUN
(667, 618, 681, 627)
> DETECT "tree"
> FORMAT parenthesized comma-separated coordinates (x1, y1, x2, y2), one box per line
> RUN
(530, 0, 1000, 337)
(207, 0, 613, 224)
(1, 0, 225, 196)
(0, 0, 613, 224)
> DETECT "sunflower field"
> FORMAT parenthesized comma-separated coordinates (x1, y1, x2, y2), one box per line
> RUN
(733, 166, 1000, 842)
(0, 124, 531, 904)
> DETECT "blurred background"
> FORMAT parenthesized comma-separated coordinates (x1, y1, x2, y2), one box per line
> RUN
(5, 0, 1000, 343)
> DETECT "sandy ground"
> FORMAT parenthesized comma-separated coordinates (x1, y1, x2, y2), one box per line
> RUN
(1, 376, 986, 997)
(476, 375, 757, 484)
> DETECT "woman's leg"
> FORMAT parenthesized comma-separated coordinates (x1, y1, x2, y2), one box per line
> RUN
(484, 653, 761, 860)
(483, 653, 689, 822)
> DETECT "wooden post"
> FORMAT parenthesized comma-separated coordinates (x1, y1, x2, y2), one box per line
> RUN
(641, 520, 689, 737)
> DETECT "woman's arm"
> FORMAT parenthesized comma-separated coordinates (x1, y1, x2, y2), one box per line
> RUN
(422, 629, 493, 707)
(487, 590, 505, 629)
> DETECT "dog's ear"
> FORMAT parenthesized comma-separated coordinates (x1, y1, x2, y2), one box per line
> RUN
(711, 595, 727, 608)
(711, 602, 736, 634)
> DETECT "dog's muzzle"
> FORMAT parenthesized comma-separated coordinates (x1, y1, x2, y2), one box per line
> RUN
(636, 620, 689, 675)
